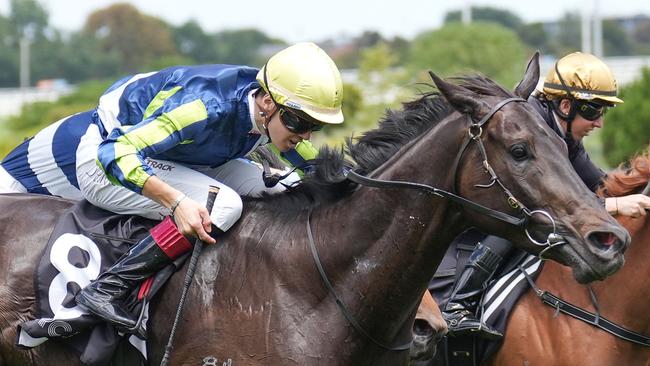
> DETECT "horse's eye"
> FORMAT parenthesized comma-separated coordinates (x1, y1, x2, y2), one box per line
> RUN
(510, 144, 529, 161)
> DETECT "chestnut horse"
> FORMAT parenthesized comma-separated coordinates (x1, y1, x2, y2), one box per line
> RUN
(0, 55, 630, 365)
(486, 151, 650, 366)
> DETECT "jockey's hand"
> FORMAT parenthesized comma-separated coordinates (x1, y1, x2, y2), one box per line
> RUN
(172, 197, 216, 244)
(608, 194, 650, 218)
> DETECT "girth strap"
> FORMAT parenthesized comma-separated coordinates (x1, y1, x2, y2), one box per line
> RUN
(306, 210, 413, 351)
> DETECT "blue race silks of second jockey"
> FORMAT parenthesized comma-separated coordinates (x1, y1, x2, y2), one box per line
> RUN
(441, 52, 650, 340)
(0, 42, 344, 330)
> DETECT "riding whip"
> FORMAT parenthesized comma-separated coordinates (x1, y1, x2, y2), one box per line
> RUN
(160, 185, 220, 366)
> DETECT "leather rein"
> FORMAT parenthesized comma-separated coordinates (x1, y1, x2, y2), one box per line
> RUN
(307, 96, 565, 351)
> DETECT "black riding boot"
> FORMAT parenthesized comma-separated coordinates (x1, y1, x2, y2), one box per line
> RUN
(75, 216, 192, 329)
(442, 239, 507, 340)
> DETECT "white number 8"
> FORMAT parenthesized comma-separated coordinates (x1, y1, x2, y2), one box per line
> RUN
(48, 233, 101, 319)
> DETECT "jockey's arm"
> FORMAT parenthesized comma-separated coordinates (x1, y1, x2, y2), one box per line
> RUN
(605, 195, 650, 218)
(96, 97, 216, 242)
(142, 175, 215, 244)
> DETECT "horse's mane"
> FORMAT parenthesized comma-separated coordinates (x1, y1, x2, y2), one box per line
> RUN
(245, 74, 513, 215)
(599, 148, 650, 197)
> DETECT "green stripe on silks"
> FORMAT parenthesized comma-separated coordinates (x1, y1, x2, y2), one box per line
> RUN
(143, 86, 182, 120)
(112, 99, 208, 188)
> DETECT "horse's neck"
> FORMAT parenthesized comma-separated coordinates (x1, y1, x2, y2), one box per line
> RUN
(315, 117, 468, 334)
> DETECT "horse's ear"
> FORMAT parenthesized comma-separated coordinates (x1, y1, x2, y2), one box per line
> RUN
(429, 71, 485, 119)
(513, 51, 540, 99)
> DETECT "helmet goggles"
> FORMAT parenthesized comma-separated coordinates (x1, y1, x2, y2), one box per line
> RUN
(575, 100, 607, 121)
(263, 63, 325, 134)
(278, 107, 324, 134)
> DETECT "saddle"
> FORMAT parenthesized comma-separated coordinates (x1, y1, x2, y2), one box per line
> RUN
(425, 229, 544, 366)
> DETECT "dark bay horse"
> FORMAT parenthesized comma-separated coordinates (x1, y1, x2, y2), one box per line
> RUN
(0, 55, 630, 365)
(487, 151, 650, 366)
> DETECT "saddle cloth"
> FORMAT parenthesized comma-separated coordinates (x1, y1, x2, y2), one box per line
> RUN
(15, 200, 162, 366)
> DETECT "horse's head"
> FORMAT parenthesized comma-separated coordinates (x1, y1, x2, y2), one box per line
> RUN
(430, 53, 629, 284)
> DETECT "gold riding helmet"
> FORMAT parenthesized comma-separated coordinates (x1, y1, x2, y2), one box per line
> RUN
(542, 52, 623, 106)
(256, 42, 344, 125)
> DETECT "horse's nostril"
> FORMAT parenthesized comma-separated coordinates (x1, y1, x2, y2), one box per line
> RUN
(594, 232, 616, 246)
(413, 319, 435, 337)
(587, 231, 625, 253)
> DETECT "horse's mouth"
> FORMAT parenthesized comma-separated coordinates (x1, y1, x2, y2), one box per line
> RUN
(551, 232, 627, 284)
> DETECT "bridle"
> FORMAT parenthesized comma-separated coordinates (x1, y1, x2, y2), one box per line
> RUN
(307, 94, 568, 351)
(448, 96, 565, 256)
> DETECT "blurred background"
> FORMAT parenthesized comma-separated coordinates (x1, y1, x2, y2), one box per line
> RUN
(1, 0, 649, 169)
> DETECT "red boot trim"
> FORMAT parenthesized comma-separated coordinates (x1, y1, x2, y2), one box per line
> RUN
(138, 277, 154, 301)
(149, 216, 192, 259)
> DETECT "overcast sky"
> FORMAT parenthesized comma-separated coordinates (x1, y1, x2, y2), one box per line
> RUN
(1, 0, 650, 42)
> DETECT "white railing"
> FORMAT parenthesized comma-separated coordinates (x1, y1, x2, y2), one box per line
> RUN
(0, 87, 74, 118)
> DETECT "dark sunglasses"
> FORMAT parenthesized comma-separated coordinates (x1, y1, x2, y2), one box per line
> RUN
(278, 107, 324, 134)
(263, 62, 324, 134)
(574, 100, 607, 121)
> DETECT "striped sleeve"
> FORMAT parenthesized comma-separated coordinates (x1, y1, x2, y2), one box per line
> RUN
(96, 98, 208, 193)
(268, 140, 319, 178)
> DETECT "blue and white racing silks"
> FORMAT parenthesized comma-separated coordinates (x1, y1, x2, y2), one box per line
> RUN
(1, 64, 318, 198)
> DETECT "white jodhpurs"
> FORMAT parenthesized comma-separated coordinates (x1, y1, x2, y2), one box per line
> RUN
(76, 124, 287, 231)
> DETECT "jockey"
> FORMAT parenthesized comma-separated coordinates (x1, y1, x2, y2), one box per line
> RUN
(441, 52, 650, 340)
(0, 42, 344, 330)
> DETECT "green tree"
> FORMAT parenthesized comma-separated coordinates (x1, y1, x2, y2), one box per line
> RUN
(212, 29, 282, 66)
(342, 82, 362, 123)
(0, 0, 50, 86)
(407, 22, 527, 88)
(0, 22, 19, 86)
(633, 20, 650, 54)
(517, 22, 550, 53)
(83, 3, 177, 73)
(546, 12, 581, 56)
(603, 20, 634, 56)
(444, 6, 523, 30)
(600, 67, 650, 167)
(358, 42, 397, 83)
(9, 0, 48, 40)
(55, 33, 121, 82)
(633, 20, 650, 44)
(172, 20, 218, 63)
(324, 32, 407, 70)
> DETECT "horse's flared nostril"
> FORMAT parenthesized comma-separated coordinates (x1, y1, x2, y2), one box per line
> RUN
(587, 231, 626, 253)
